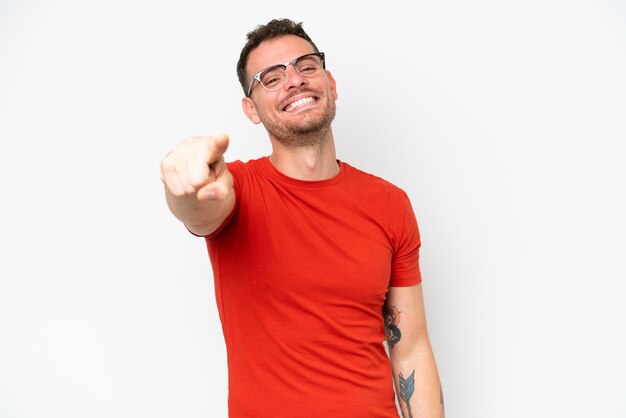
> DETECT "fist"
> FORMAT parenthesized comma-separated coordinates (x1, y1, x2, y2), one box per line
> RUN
(160, 133, 231, 201)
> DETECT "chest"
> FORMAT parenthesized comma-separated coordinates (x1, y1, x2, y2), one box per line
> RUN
(224, 183, 395, 305)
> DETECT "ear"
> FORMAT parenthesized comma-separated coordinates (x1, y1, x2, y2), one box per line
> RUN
(242, 97, 261, 124)
(326, 70, 338, 100)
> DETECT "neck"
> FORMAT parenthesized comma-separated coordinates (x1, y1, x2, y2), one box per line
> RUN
(268, 131, 339, 181)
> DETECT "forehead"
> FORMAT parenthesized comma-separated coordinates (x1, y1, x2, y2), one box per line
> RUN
(247, 35, 317, 75)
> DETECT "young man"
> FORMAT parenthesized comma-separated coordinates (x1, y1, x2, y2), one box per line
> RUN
(161, 18, 444, 418)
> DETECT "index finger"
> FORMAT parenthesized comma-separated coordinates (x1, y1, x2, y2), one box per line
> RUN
(209, 133, 229, 162)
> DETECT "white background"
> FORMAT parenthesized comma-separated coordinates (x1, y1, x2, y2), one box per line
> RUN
(1, 0, 625, 417)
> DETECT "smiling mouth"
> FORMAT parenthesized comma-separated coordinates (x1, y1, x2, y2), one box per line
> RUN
(283, 96, 317, 112)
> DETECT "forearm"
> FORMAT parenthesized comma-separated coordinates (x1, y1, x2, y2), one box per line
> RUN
(390, 341, 444, 418)
(384, 285, 444, 418)
(164, 181, 235, 236)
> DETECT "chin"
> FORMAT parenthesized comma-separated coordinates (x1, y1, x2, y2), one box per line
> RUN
(263, 100, 337, 146)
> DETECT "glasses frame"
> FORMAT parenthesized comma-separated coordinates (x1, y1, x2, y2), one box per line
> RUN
(246, 52, 326, 97)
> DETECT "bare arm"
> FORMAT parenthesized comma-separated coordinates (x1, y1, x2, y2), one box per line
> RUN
(384, 284, 444, 418)
(160, 134, 236, 236)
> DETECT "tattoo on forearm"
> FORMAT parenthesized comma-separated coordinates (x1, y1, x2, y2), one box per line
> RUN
(383, 304, 402, 348)
(398, 370, 415, 418)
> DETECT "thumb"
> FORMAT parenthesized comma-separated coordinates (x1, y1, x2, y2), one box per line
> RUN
(197, 167, 232, 201)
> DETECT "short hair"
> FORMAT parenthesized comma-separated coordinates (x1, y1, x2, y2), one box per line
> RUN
(236, 18, 320, 95)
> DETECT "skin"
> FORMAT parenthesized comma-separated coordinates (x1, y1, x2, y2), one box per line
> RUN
(385, 285, 445, 417)
(242, 35, 340, 181)
(161, 34, 444, 416)
(160, 132, 234, 236)
(161, 35, 339, 235)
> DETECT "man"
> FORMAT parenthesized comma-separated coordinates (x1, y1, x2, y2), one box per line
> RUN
(161, 18, 444, 418)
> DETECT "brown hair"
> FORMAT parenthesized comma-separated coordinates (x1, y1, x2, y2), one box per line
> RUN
(236, 18, 319, 95)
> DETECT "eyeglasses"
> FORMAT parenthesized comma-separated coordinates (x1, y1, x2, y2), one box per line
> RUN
(246, 52, 326, 97)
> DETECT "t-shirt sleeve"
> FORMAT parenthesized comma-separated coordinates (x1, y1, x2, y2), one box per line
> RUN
(389, 192, 422, 286)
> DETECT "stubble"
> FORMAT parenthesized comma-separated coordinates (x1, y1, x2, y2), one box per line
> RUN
(260, 89, 337, 149)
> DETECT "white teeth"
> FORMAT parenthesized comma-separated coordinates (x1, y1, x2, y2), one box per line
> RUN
(285, 97, 315, 112)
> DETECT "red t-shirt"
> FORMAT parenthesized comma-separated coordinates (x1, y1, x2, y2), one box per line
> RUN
(204, 157, 421, 417)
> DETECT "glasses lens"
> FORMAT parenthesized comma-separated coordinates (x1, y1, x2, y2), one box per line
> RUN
(260, 65, 287, 90)
(295, 54, 324, 76)
(257, 54, 325, 92)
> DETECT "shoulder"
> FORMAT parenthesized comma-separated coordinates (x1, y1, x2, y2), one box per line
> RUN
(341, 161, 409, 200)
(339, 161, 417, 229)
(226, 157, 269, 183)
(226, 157, 265, 173)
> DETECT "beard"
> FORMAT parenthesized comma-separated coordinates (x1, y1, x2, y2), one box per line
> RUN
(259, 89, 337, 148)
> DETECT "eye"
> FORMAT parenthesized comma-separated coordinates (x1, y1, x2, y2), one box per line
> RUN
(263, 76, 282, 87)
(296, 57, 322, 74)
(260, 66, 286, 88)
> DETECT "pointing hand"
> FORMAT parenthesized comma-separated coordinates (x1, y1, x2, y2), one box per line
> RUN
(160, 134, 232, 201)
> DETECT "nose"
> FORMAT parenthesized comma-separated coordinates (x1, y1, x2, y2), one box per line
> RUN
(283, 64, 307, 90)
